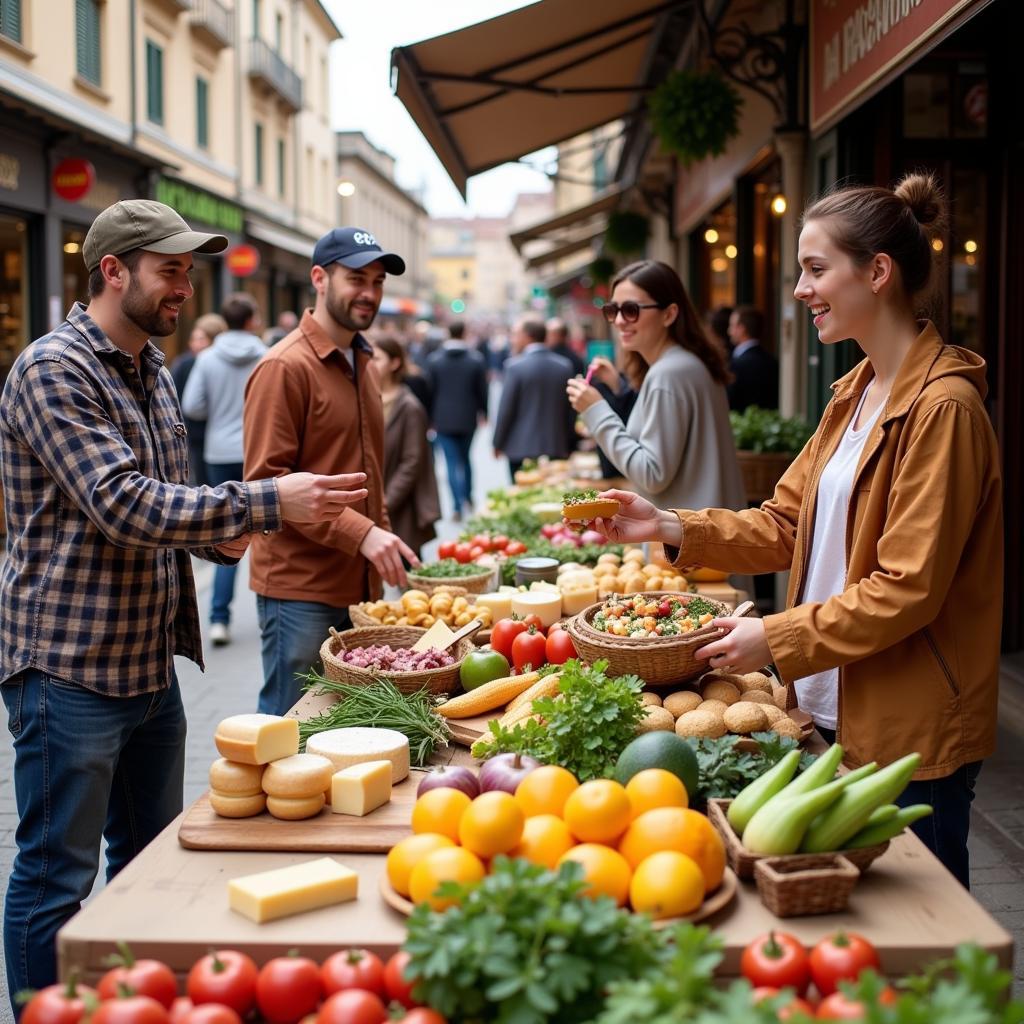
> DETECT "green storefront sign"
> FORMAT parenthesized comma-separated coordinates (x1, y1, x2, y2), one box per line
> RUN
(155, 177, 244, 235)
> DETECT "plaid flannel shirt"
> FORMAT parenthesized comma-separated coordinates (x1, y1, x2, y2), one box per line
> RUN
(0, 304, 282, 696)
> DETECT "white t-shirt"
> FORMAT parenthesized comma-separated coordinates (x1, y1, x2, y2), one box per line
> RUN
(795, 384, 885, 728)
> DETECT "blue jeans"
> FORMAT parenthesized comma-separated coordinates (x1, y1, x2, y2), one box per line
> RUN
(256, 596, 352, 716)
(2, 670, 185, 1006)
(435, 432, 474, 513)
(206, 461, 244, 624)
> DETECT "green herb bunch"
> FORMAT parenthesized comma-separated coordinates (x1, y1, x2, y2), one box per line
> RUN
(402, 858, 671, 1024)
(686, 733, 817, 801)
(471, 659, 645, 781)
(562, 488, 599, 505)
(412, 559, 491, 579)
(729, 406, 815, 454)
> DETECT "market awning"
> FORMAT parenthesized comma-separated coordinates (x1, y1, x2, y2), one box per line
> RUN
(525, 230, 605, 271)
(391, 0, 689, 197)
(510, 184, 625, 252)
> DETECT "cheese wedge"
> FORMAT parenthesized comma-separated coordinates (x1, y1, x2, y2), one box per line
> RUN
(511, 591, 562, 628)
(209, 758, 265, 797)
(209, 790, 267, 818)
(266, 793, 325, 820)
(214, 714, 299, 766)
(331, 760, 392, 816)
(306, 728, 410, 784)
(261, 753, 334, 799)
(228, 857, 358, 923)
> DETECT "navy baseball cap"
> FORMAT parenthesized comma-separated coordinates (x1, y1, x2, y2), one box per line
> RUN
(312, 227, 406, 275)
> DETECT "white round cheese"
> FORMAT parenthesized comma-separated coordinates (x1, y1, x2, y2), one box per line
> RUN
(306, 727, 411, 784)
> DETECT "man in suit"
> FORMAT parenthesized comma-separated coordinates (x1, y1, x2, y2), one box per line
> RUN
(726, 305, 779, 411)
(493, 315, 576, 478)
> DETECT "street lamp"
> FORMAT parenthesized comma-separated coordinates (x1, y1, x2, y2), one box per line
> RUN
(771, 194, 787, 216)
(337, 180, 356, 197)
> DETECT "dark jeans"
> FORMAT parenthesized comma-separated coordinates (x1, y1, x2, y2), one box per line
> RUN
(2, 670, 186, 1009)
(816, 725, 981, 888)
(206, 461, 244, 624)
(435, 432, 474, 513)
(508, 458, 524, 480)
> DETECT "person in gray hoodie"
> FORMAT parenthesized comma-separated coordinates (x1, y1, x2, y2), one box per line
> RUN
(182, 292, 267, 645)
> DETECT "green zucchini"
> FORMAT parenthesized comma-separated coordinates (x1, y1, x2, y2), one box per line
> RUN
(842, 804, 933, 849)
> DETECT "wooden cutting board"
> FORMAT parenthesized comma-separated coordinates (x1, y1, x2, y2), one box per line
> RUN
(446, 714, 497, 748)
(178, 775, 422, 853)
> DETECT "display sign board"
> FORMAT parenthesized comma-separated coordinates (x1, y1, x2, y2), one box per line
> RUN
(155, 177, 244, 236)
(226, 244, 260, 277)
(52, 158, 95, 202)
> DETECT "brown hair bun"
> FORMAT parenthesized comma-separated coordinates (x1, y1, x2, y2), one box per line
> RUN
(894, 172, 945, 230)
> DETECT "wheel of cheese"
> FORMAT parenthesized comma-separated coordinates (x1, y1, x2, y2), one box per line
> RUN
(266, 792, 325, 821)
(306, 728, 411, 784)
(214, 714, 299, 765)
(261, 753, 335, 799)
(209, 790, 267, 818)
(209, 758, 264, 796)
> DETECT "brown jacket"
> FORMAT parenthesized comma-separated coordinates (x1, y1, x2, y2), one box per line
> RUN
(383, 385, 440, 556)
(244, 310, 390, 606)
(670, 324, 1003, 779)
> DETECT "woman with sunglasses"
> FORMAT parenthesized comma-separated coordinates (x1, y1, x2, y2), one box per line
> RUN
(566, 260, 745, 517)
(579, 175, 1002, 887)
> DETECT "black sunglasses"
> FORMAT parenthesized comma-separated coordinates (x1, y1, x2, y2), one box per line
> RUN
(602, 301, 664, 324)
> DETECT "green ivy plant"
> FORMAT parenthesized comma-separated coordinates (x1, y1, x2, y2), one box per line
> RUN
(730, 406, 815, 454)
(647, 69, 742, 166)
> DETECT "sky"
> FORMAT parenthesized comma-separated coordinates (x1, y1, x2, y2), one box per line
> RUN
(324, 0, 555, 218)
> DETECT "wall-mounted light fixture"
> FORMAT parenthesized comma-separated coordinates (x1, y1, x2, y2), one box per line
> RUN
(725, 244, 738, 259)
(704, 228, 719, 244)
(770, 194, 787, 216)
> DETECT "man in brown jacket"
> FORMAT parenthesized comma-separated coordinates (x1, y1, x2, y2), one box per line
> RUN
(244, 228, 419, 715)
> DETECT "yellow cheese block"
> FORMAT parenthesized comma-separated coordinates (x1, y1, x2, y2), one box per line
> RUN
(209, 758, 264, 797)
(261, 753, 334, 799)
(331, 760, 393, 816)
(474, 592, 513, 622)
(306, 727, 410, 784)
(511, 591, 562, 628)
(561, 584, 599, 616)
(214, 714, 299, 766)
(228, 857, 358, 923)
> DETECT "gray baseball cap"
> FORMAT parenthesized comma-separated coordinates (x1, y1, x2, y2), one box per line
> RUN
(83, 199, 229, 272)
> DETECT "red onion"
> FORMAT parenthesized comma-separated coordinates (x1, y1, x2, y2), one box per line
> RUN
(416, 765, 481, 799)
(478, 752, 542, 794)
(579, 530, 606, 546)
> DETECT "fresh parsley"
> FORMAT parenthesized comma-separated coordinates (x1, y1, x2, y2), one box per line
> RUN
(685, 733, 817, 802)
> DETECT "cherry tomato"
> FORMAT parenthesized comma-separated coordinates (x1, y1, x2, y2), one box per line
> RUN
(815, 987, 895, 1019)
(21, 979, 98, 1024)
(168, 999, 193, 1024)
(321, 949, 386, 998)
(471, 534, 493, 551)
(437, 541, 456, 560)
(657, 601, 673, 617)
(491, 535, 509, 551)
(256, 955, 322, 1024)
(383, 952, 420, 1010)
(469, 545, 485, 560)
(187, 951, 258, 1017)
(808, 933, 881, 997)
(545, 628, 577, 665)
(521, 613, 546, 634)
(511, 627, 547, 673)
(179, 1008, 241, 1024)
(504, 540, 528, 556)
(490, 618, 528, 661)
(316, 989, 387, 1024)
(98, 947, 178, 1010)
(453, 543, 474, 564)
(393, 1011, 446, 1024)
(741, 932, 811, 995)
(90, 996, 169, 1024)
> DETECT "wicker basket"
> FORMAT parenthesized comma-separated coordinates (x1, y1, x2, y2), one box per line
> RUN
(754, 854, 860, 917)
(737, 451, 796, 504)
(565, 592, 734, 685)
(318, 625, 473, 696)
(405, 568, 495, 595)
(349, 586, 474, 629)
(707, 798, 891, 880)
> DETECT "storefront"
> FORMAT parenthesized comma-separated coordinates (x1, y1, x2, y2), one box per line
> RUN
(244, 216, 318, 328)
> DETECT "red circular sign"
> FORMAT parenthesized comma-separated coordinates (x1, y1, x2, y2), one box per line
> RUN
(52, 158, 95, 202)
(226, 244, 260, 277)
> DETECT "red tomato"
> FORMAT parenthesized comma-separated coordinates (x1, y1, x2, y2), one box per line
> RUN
(186, 951, 258, 1017)
(504, 540, 528, 556)
(453, 543, 474, 564)
(471, 534, 493, 551)
(808, 933, 881, 997)
(256, 955, 322, 1024)
(521, 613, 546, 634)
(741, 932, 811, 995)
(316, 990, 387, 1024)
(393, 1012, 446, 1024)
(21, 980, 98, 1024)
(437, 541, 456, 560)
(98, 948, 178, 1010)
(179, 1008, 241, 1024)
(168, 1000, 193, 1024)
(751, 988, 814, 1020)
(511, 627, 547, 673)
(545, 629, 577, 664)
(90, 996, 169, 1024)
(815, 988, 896, 1019)
(491, 535, 509, 551)
(383, 952, 420, 1010)
(468, 545, 485, 560)
(490, 618, 528, 661)
(320, 949, 386, 998)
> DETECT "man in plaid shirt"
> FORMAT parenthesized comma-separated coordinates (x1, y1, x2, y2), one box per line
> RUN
(0, 200, 369, 1001)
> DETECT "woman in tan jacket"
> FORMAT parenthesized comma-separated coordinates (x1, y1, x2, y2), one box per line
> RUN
(588, 174, 1002, 887)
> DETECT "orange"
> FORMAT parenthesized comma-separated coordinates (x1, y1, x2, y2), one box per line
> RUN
(408, 845, 486, 910)
(618, 807, 726, 893)
(411, 787, 472, 842)
(508, 814, 575, 870)
(624, 768, 689, 818)
(562, 779, 632, 844)
(515, 765, 580, 818)
(385, 832, 456, 896)
(458, 790, 525, 859)
(559, 843, 632, 906)
(629, 850, 705, 919)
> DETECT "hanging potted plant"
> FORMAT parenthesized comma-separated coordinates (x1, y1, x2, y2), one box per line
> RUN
(588, 256, 615, 284)
(604, 211, 649, 255)
(647, 69, 742, 166)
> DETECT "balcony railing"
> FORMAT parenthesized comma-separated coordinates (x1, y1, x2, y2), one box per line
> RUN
(247, 37, 302, 112)
(189, 0, 234, 50)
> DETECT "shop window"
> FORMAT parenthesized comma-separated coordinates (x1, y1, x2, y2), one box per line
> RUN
(146, 40, 164, 126)
(62, 227, 89, 312)
(277, 139, 286, 198)
(1, 0, 22, 44)
(0, 216, 28, 392)
(196, 76, 209, 150)
(699, 200, 737, 312)
(254, 122, 264, 186)
(949, 169, 985, 354)
(75, 0, 101, 86)
(903, 61, 987, 139)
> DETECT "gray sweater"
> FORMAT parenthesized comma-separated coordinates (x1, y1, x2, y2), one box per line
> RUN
(582, 345, 746, 512)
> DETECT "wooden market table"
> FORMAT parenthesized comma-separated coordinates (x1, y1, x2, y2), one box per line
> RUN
(57, 694, 1013, 984)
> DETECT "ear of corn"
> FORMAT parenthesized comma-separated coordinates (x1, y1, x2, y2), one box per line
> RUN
(499, 691, 564, 729)
(437, 672, 542, 719)
(504, 673, 563, 715)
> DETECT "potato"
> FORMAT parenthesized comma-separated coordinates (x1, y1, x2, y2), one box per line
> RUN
(663, 690, 702, 718)
(641, 563, 663, 578)
(596, 553, 621, 566)
(622, 549, 646, 565)
(592, 563, 617, 579)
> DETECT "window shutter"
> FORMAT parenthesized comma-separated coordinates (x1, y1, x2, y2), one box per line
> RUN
(254, 123, 264, 185)
(196, 77, 209, 149)
(1, 0, 22, 44)
(146, 41, 164, 125)
(76, 0, 101, 85)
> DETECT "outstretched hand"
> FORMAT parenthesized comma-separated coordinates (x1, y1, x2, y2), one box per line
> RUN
(695, 617, 772, 674)
(564, 489, 669, 545)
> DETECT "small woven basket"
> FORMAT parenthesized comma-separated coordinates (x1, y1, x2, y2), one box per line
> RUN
(754, 854, 860, 916)
(318, 625, 472, 696)
(405, 568, 494, 595)
(348, 604, 380, 628)
(707, 798, 891, 880)
(565, 592, 734, 685)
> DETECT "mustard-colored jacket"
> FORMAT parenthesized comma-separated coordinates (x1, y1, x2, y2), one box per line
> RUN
(671, 323, 1003, 779)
